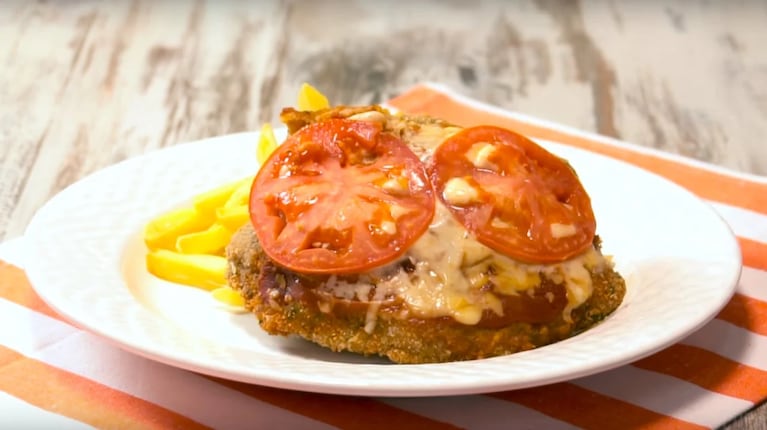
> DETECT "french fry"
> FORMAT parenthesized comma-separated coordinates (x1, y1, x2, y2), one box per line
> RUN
(297, 82, 330, 111)
(257, 123, 278, 165)
(146, 249, 228, 291)
(175, 222, 233, 255)
(223, 180, 252, 208)
(144, 207, 215, 250)
(193, 176, 252, 216)
(216, 204, 250, 231)
(211, 286, 246, 307)
(144, 83, 334, 311)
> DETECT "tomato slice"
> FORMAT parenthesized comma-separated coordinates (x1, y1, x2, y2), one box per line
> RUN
(429, 125, 596, 263)
(250, 119, 435, 274)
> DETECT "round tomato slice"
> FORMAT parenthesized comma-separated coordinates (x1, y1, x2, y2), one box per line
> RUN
(429, 125, 596, 263)
(250, 118, 435, 274)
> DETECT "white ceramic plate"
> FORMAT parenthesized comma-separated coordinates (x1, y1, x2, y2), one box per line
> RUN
(24, 131, 741, 397)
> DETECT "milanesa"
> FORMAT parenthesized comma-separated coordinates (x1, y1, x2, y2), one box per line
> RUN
(226, 105, 626, 364)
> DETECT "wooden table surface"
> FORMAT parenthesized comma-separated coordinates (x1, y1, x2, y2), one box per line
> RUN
(1, 1, 765, 428)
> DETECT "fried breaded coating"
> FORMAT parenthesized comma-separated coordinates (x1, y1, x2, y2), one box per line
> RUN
(227, 224, 625, 364)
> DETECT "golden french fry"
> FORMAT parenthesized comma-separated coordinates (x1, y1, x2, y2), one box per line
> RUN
(297, 82, 330, 111)
(223, 180, 252, 208)
(216, 204, 250, 231)
(193, 176, 253, 216)
(144, 84, 332, 307)
(257, 123, 278, 165)
(144, 207, 215, 250)
(175, 222, 233, 255)
(211, 286, 246, 307)
(146, 249, 228, 291)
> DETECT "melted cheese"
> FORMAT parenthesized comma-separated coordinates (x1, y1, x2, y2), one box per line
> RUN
(466, 142, 498, 170)
(386, 204, 603, 324)
(319, 201, 607, 330)
(550, 222, 577, 238)
(442, 177, 480, 205)
(315, 122, 609, 330)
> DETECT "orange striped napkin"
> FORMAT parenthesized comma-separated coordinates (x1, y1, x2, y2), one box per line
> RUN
(1, 83, 766, 429)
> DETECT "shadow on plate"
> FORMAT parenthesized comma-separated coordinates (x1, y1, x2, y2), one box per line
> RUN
(230, 312, 393, 365)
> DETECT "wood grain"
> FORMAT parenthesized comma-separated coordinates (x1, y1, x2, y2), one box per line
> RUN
(2, 0, 766, 242)
(0, 1, 765, 427)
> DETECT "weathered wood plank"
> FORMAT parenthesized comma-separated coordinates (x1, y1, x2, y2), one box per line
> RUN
(1, 0, 287, 239)
(273, 0, 767, 172)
